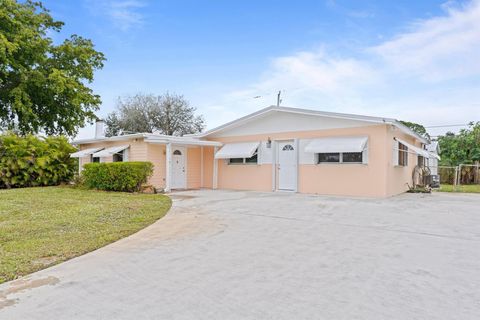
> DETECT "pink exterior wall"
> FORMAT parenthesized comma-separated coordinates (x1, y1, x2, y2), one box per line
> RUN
(187, 147, 201, 189)
(76, 123, 423, 197)
(386, 127, 423, 196)
(147, 144, 166, 188)
(201, 146, 214, 189)
(208, 124, 391, 197)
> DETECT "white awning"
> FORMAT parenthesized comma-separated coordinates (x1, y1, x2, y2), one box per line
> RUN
(92, 145, 129, 157)
(305, 136, 368, 153)
(395, 138, 430, 158)
(70, 147, 104, 158)
(215, 142, 259, 159)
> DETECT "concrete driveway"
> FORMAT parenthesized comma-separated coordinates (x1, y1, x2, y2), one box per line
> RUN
(1, 190, 480, 319)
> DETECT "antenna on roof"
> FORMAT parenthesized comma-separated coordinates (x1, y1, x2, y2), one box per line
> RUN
(276, 90, 282, 106)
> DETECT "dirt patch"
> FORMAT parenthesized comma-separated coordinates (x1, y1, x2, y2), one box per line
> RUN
(169, 194, 197, 200)
(32, 256, 59, 267)
(0, 276, 60, 310)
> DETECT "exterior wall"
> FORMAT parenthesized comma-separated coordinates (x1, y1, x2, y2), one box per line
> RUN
(208, 124, 391, 197)
(147, 144, 166, 189)
(385, 126, 423, 197)
(202, 146, 214, 189)
(187, 147, 201, 189)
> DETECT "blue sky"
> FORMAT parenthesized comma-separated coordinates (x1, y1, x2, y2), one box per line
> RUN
(42, 0, 480, 138)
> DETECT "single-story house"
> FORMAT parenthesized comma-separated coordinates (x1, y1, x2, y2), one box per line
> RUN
(71, 106, 440, 197)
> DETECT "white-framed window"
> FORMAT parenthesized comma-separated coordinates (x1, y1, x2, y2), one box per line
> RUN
(317, 152, 363, 164)
(113, 149, 128, 162)
(228, 149, 258, 165)
(398, 142, 408, 166)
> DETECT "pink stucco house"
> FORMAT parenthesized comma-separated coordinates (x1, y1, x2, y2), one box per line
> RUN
(71, 106, 438, 197)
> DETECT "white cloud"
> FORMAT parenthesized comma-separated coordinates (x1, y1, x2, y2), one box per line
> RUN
(207, 0, 480, 134)
(372, 0, 480, 81)
(86, 0, 146, 31)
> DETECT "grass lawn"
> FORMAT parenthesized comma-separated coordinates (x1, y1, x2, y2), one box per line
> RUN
(436, 184, 480, 193)
(0, 186, 171, 284)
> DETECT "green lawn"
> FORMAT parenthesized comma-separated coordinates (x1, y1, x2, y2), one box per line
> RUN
(436, 184, 480, 193)
(0, 186, 171, 284)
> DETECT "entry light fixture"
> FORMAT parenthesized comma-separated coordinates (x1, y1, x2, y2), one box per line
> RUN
(266, 137, 272, 148)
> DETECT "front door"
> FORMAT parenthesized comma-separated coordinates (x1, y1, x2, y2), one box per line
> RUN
(171, 147, 186, 189)
(277, 141, 296, 191)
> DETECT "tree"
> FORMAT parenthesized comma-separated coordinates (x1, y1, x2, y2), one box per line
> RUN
(104, 93, 205, 136)
(0, 0, 105, 136)
(400, 120, 430, 140)
(437, 122, 480, 165)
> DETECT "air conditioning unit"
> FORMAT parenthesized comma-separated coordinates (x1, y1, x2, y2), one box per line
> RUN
(425, 175, 440, 188)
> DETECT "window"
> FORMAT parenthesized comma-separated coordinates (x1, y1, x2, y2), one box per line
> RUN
(228, 149, 258, 165)
(91, 155, 100, 163)
(317, 152, 363, 164)
(282, 144, 294, 151)
(173, 150, 182, 155)
(318, 153, 340, 163)
(398, 142, 408, 166)
(113, 151, 124, 162)
(342, 152, 363, 163)
(417, 155, 424, 167)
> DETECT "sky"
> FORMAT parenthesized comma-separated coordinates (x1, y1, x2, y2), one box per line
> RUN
(41, 0, 480, 139)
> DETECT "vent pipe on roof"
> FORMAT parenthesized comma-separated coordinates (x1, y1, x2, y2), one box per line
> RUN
(95, 119, 105, 139)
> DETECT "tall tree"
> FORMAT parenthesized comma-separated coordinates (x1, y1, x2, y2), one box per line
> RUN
(104, 93, 205, 136)
(438, 122, 480, 165)
(0, 0, 105, 135)
(400, 120, 430, 140)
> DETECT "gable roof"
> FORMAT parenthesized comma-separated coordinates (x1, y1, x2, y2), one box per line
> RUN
(189, 105, 429, 143)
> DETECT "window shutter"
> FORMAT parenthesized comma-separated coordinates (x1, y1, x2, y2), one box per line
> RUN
(392, 140, 399, 166)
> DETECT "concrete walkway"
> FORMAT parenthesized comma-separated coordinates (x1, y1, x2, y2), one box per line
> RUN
(1, 190, 480, 319)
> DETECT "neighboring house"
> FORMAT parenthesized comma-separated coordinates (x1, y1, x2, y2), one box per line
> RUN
(71, 106, 438, 197)
(426, 141, 440, 175)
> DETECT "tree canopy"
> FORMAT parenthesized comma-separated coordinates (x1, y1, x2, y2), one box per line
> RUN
(104, 93, 205, 137)
(437, 122, 480, 166)
(400, 120, 430, 140)
(0, 0, 105, 135)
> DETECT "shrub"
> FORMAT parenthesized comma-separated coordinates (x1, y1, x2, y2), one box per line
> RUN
(82, 162, 154, 192)
(0, 134, 76, 188)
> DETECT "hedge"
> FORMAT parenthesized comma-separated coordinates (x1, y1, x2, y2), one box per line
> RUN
(0, 134, 76, 188)
(82, 162, 154, 192)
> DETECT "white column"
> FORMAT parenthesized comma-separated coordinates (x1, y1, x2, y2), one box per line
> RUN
(271, 141, 276, 191)
(165, 143, 172, 192)
(213, 146, 218, 189)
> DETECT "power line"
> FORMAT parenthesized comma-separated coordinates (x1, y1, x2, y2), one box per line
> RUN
(424, 124, 471, 128)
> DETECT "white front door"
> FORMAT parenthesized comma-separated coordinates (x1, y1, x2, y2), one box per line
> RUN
(277, 141, 296, 191)
(171, 147, 186, 189)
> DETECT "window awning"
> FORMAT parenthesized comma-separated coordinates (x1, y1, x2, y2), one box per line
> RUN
(92, 145, 129, 158)
(70, 147, 104, 158)
(305, 136, 368, 153)
(395, 138, 430, 158)
(215, 142, 259, 159)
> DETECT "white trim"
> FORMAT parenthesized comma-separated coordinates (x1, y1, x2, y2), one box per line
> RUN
(184, 147, 188, 189)
(294, 138, 299, 192)
(165, 143, 172, 192)
(271, 141, 276, 191)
